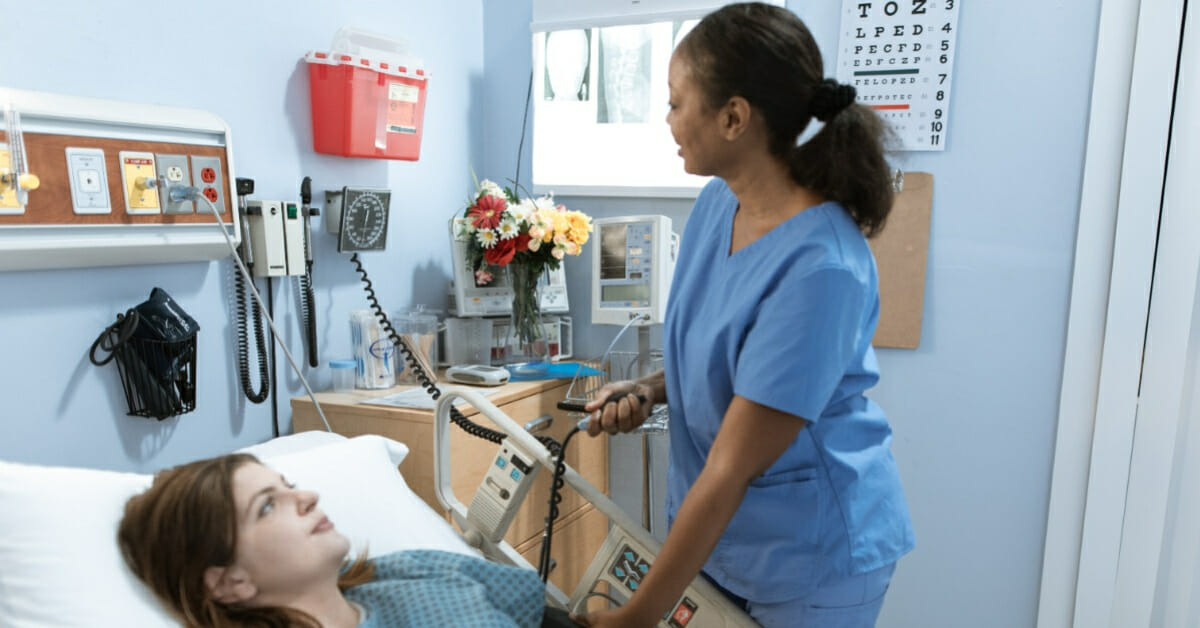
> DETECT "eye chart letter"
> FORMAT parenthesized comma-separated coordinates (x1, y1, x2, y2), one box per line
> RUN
(835, 1, 962, 151)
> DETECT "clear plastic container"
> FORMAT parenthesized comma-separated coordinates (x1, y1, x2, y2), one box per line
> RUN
(394, 305, 439, 384)
(330, 26, 423, 70)
(329, 359, 357, 392)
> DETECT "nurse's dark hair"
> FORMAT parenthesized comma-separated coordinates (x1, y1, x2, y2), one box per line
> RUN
(117, 453, 375, 628)
(676, 2, 894, 236)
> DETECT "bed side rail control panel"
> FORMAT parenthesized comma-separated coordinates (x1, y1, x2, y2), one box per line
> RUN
(468, 441, 540, 543)
(569, 528, 759, 628)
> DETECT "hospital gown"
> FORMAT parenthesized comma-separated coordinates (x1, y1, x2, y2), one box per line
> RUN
(346, 550, 545, 627)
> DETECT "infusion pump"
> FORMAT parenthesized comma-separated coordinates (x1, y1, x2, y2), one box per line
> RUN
(591, 215, 677, 326)
(447, 219, 569, 317)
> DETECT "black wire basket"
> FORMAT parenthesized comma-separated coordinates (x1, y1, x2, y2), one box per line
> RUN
(90, 306, 199, 421)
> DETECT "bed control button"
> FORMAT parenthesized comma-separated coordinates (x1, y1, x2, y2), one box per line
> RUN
(668, 597, 697, 627)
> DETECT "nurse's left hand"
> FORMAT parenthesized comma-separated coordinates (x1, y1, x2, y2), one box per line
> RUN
(570, 607, 654, 628)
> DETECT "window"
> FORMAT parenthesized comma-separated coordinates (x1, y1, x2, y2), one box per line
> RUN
(529, 1, 783, 197)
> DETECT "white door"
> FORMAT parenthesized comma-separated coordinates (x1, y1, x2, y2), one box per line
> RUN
(1040, 1, 1200, 626)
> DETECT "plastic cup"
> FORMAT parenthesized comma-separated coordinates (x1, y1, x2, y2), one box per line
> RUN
(329, 359, 357, 392)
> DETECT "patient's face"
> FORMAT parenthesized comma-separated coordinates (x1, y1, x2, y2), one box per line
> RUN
(229, 462, 350, 596)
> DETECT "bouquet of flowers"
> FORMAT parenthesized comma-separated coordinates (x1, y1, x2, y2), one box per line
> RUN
(454, 178, 592, 363)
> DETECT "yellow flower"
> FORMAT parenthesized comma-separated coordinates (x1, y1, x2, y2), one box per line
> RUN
(567, 212, 592, 245)
(552, 212, 572, 237)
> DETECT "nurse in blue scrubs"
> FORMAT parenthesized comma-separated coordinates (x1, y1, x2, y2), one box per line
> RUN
(574, 4, 914, 627)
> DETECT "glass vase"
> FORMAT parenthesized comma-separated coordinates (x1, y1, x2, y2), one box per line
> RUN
(504, 263, 551, 376)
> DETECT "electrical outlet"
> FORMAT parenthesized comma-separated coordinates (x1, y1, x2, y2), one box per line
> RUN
(189, 155, 226, 216)
(154, 153, 192, 214)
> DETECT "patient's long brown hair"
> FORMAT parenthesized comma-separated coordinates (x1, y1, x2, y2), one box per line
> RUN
(117, 453, 374, 628)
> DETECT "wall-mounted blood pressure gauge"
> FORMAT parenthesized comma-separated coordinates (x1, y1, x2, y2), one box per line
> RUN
(325, 186, 390, 252)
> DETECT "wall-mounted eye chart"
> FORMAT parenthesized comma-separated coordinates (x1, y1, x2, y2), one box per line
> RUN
(835, 1, 962, 151)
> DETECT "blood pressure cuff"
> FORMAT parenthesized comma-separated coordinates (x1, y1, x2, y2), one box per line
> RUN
(131, 287, 200, 343)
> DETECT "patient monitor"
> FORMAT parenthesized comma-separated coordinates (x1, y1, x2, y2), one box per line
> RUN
(434, 389, 759, 628)
(591, 215, 677, 326)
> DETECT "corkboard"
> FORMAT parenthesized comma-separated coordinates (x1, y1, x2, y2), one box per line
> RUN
(869, 172, 933, 349)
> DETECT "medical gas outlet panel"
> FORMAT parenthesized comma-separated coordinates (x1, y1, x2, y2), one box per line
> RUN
(0, 87, 238, 271)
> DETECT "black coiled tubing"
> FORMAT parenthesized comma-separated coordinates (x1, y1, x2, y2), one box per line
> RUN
(298, 271, 319, 368)
(539, 424, 580, 581)
(234, 263, 270, 403)
(350, 253, 508, 443)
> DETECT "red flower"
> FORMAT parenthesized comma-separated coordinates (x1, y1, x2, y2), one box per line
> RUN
(484, 237, 516, 266)
(468, 195, 505, 230)
(514, 232, 532, 253)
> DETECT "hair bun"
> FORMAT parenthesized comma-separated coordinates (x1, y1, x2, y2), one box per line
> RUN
(810, 79, 857, 122)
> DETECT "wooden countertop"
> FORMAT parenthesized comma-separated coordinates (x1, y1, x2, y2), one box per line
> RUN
(291, 375, 573, 423)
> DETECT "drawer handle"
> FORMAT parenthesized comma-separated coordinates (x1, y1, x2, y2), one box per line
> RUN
(524, 414, 554, 433)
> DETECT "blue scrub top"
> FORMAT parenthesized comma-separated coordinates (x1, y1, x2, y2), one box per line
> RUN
(663, 179, 914, 603)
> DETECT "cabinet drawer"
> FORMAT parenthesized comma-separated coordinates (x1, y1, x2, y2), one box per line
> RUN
(516, 504, 610, 600)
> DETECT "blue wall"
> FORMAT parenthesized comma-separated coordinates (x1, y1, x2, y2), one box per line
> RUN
(0, 0, 484, 470)
(483, 2, 1101, 628)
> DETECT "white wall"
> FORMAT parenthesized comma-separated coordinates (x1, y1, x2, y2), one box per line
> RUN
(0, 0, 484, 472)
(482, 2, 1103, 627)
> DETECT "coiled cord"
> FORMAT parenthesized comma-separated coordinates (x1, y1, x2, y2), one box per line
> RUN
(538, 424, 580, 581)
(298, 270, 319, 368)
(349, 253, 509, 443)
(233, 263, 270, 404)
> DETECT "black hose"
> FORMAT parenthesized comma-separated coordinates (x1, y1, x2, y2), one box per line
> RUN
(538, 425, 581, 581)
(234, 262, 269, 404)
(299, 270, 319, 368)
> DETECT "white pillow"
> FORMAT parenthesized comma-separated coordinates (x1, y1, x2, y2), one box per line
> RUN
(0, 434, 472, 628)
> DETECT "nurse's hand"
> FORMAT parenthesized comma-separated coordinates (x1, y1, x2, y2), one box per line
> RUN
(583, 380, 654, 436)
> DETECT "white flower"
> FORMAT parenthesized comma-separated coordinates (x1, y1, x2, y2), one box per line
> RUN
(479, 179, 505, 198)
(528, 237, 542, 252)
(497, 219, 519, 240)
(508, 199, 535, 223)
(533, 195, 556, 211)
(453, 217, 474, 240)
(551, 246, 566, 260)
(476, 228, 498, 248)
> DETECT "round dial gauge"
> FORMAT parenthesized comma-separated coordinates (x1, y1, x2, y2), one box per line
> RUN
(338, 188, 390, 252)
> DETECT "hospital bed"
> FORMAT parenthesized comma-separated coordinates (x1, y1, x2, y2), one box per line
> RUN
(0, 393, 757, 627)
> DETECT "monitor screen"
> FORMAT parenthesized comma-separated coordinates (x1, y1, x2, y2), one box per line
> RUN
(598, 221, 653, 308)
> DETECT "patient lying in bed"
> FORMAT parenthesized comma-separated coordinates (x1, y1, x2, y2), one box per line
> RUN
(117, 450, 578, 628)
